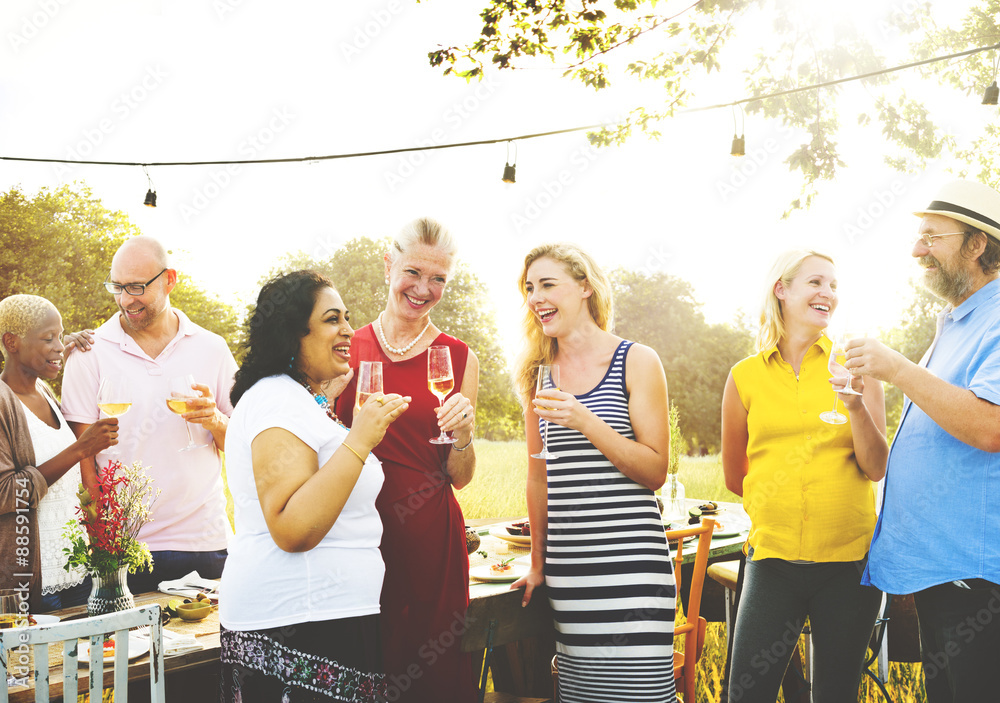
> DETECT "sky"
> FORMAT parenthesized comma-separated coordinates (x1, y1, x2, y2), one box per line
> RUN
(0, 0, 989, 354)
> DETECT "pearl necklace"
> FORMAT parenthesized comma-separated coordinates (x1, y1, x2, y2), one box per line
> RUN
(376, 312, 431, 356)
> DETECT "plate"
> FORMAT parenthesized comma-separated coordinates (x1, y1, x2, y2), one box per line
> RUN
(470, 563, 529, 583)
(489, 524, 531, 546)
(30, 614, 60, 626)
(77, 634, 150, 664)
(711, 523, 746, 539)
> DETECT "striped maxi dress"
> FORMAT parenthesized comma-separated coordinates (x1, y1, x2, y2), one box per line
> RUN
(544, 340, 677, 703)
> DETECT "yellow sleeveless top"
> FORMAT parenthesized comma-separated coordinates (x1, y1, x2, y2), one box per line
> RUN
(730, 335, 876, 562)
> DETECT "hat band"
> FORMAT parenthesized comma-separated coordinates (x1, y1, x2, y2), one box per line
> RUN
(927, 199, 1000, 231)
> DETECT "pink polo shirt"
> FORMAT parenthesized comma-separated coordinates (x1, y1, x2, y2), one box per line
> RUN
(61, 309, 238, 552)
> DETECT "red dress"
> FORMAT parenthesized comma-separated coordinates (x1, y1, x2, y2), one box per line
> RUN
(338, 325, 477, 703)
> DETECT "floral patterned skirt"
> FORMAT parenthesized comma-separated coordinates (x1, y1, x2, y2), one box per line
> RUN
(220, 615, 386, 703)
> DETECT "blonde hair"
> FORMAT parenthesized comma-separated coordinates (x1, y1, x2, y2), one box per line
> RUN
(756, 249, 835, 352)
(513, 243, 614, 405)
(0, 294, 59, 359)
(388, 217, 457, 263)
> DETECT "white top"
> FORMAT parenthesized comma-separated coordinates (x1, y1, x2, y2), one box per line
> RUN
(61, 309, 238, 552)
(21, 384, 87, 594)
(220, 375, 385, 630)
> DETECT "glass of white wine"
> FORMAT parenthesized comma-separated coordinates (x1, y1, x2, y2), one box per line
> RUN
(1, 589, 29, 687)
(427, 346, 457, 444)
(167, 374, 209, 452)
(355, 361, 384, 412)
(819, 334, 862, 425)
(97, 376, 132, 455)
(531, 364, 560, 460)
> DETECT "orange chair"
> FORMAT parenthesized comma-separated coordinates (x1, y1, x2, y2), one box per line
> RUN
(665, 517, 718, 701)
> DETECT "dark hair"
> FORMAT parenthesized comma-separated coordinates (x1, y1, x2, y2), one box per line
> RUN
(231, 270, 334, 406)
(962, 229, 1000, 274)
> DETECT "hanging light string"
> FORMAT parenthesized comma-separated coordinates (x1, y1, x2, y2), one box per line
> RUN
(1, 41, 997, 169)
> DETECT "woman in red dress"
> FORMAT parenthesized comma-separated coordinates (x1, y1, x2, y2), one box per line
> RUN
(338, 217, 479, 703)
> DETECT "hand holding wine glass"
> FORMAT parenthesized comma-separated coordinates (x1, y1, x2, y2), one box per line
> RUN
(97, 376, 132, 455)
(167, 375, 210, 452)
(427, 346, 457, 444)
(531, 364, 560, 459)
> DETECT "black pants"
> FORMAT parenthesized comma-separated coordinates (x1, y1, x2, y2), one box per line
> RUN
(914, 579, 1000, 703)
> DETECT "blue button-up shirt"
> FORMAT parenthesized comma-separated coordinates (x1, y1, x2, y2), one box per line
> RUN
(863, 278, 1000, 594)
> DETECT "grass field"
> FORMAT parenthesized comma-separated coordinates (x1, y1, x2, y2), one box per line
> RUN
(454, 442, 927, 703)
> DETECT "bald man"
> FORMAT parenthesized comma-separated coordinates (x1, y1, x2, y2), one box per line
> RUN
(62, 236, 238, 593)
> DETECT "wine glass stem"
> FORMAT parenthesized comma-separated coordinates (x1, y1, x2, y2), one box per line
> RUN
(185, 422, 196, 447)
(830, 394, 840, 415)
(542, 419, 549, 453)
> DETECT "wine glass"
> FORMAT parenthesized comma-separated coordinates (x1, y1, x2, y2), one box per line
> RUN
(819, 335, 861, 425)
(167, 375, 209, 452)
(531, 364, 560, 460)
(97, 376, 132, 455)
(427, 346, 457, 444)
(355, 361, 384, 411)
(1, 589, 27, 686)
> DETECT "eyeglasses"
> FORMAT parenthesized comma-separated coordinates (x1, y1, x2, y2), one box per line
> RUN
(104, 268, 168, 296)
(917, 232, 967, 248)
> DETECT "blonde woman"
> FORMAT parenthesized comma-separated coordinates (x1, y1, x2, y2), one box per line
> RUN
(721, 250, 887, 702)
(512, 243, 676, 703)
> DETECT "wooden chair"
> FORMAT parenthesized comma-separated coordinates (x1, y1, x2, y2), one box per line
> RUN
(666, 518, 717, 702)
(461, 587, 555, 703)
(0, 603, 165, 703)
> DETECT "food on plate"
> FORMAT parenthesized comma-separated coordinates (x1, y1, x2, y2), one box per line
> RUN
(506, 519, 530, 536)
(195, 592, 211, 603)
(698, 501, 719, 513)
(490, 556, 516, 574)
(103, 638, 116, 657)
(465, 527, 481, 554)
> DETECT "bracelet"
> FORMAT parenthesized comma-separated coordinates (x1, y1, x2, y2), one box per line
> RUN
(452, 435, 474, 452)
(342, 442, 367, 464)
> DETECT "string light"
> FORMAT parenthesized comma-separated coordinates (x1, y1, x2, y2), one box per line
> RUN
(502, 140, 517, 183)
(730, 105, 745, 156)
(142, 166, 156, 207)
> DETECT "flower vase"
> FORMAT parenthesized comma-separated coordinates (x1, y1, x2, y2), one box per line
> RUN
(87, 565, 135, 617)
(666, 473, 686, 523)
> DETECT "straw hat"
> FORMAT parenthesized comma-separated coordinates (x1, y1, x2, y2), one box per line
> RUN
(914, 179, 1000, 242)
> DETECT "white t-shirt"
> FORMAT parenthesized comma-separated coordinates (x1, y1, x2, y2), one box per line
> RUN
(219, 375, 385, 630)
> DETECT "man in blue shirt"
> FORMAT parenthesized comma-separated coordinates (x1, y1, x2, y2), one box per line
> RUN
(847, 179, 1000, 703)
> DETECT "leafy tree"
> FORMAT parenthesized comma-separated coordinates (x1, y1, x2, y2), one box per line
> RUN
(0, 183, 242, 388)
(878, 280, 941, 439)
(429, 0, 1000, 212)
(262, 237, 523, 440)
(612, 269, 753, 451)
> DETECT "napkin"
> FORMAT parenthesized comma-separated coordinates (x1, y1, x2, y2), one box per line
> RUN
(157, 571, 220, 601)
(163, 629, 203, 656)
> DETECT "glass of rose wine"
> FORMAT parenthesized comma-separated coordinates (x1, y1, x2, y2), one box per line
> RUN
(97, 376, 132, 455)
(167, 374, 209, 451)
(356, 361, 384, 411)
(531, 364, 560, 460)
(427, 346, 457, 444)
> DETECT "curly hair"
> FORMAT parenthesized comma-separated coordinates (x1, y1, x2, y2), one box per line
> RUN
(230, 271, 334, 406)
(0, 294, 59, 359)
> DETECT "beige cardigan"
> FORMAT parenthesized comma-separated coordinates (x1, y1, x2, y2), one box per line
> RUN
(0, 380, 48, 607)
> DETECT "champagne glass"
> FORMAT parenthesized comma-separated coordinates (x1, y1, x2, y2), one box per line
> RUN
(531, 364, 560, 460)
(1, 589, 27, 686)
(355, 361, 384, 411)
(97, 376, 132, 455)
(819, 335, 861, 424)
(427, 346, 457, 444)
(167, 375, 209, 452)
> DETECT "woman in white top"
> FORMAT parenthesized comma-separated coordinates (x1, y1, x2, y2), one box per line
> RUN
(221, 271, 409, 703)
(0, 294, 118, 611)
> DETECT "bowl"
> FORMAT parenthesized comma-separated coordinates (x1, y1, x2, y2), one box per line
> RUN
(176, 602, 212, 621)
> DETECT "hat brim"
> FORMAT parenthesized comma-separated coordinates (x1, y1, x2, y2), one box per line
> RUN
(914, 200, 1000, 242)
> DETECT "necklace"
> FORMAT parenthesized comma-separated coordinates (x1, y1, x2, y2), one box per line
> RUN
(295, 377, 347, 428)
(376, 312, 431, 356)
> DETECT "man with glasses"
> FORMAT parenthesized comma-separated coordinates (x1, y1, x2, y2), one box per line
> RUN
(847, 180, 1000, 702)
(62, 236, 238, 593)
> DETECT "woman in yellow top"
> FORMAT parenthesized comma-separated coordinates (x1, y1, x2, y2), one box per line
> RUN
(722, 250, 888, 703)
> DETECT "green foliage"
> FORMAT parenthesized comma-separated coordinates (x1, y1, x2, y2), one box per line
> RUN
(611, 269, 753, 451)
(879, 280, 941, 440)
(430, 0, 1000, 212)
(262, 237, 523, 440)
